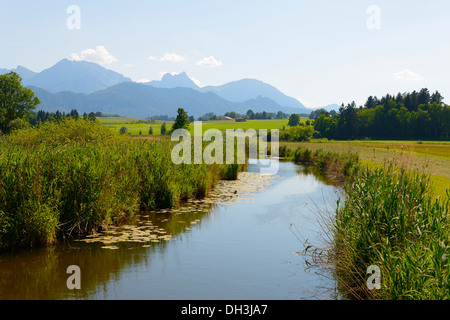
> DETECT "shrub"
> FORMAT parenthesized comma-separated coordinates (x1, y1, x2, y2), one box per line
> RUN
(119, 126, 128, 135)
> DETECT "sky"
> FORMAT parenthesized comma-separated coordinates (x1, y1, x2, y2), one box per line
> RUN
(1, 0, 449, 109)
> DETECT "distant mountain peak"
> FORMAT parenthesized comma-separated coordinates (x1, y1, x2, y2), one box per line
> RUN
(0, 65, 37, 81)
(145, 71, 199, 89)
(199, 78, 309, 113)
(23, 59, 132, 93)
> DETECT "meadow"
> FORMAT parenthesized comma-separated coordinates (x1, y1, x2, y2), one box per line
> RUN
(280, 140, 450, 199)
(102, 116, 450, 198)
(99, 117, 290, 136)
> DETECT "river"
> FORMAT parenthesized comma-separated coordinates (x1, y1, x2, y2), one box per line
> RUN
(0, 160, 341, 300)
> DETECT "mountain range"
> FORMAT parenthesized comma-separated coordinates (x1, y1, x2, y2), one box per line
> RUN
(1, 59, 331, 118)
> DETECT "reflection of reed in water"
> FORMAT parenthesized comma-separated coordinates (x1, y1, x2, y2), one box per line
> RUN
(0, 171, 278, 300)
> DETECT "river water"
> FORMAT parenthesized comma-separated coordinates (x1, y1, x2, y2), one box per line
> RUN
(0, 160, 341, 300)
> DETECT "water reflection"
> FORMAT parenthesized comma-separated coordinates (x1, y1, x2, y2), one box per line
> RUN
(0, 161, 340, 300)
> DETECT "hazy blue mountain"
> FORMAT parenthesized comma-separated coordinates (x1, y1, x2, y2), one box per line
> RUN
(200, 78, 309, 113)
(241, 96, 309, 115)
(29, 86, 88, 113)
(8, 60, 314, 118)
(0, 65, 37, 81)
(24, 59, 132, 94)
(144, 72, 199, 89)
(31, 82, 238, 118)
(31, 82, 307, 119)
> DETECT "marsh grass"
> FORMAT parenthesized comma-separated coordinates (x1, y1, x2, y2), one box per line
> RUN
(280, 144, 450, 299)
(280, 145, 361, 184)
(332, 163, 450, 299)
(294, 147, 450, 299)
(0, 119, 243, 248)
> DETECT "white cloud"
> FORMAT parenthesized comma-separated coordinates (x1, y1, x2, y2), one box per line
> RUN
(195, 56, 223, 68)
(149, 53, 186, 63)
(124, 63, 134, 68)
(393, 69, 423, 81)
(160, 53, 186, 62)
(70, 46, 118, 65)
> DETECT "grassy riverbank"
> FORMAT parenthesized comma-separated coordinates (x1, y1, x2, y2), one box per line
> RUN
(0, 119, 242, 249)
(280, 144, 450, 299)
(281, 140, 450, 199)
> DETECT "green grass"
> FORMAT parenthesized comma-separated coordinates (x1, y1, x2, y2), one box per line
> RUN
(107, 123, 171, 136)
(187, 119, 289, 134)
(97, 116, 156, 124)
(104, 118, 292, 137)
(280, 140, 450, 199)
(0, 119, 243, 249)
(331, 164, 450, 299)
(281, 142, 450, 299)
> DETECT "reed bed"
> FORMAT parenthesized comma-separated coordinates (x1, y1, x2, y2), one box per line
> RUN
(280, 144, 450, 299)
(332, 164, 450, 299)
(0, 119, 241, 248)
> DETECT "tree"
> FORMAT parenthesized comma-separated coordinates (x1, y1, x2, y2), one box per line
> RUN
(365, 96, 377, 109)
(70, 109, 79, 119)
(288, 113, 300, 127)
(0, 72, 40, 134)
(160, 122, 167, 135)
(86, 112, 96, 121)
(224, 111, 238, 119)
(431, 91, 444, 104)
(172, 107, 190, 131)
(418, 88, 431, 106)
(148, 125, 153, 135)
(246, 109, 255, 119)
(276, 111, 287, 119)
(119, 126, 128, 135)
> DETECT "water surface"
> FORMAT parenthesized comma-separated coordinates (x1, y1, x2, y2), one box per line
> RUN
(0, 161, 340, 300)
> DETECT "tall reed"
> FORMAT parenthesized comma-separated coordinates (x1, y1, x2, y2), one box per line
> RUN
(0, 119, 241, 248)
(333, 163, 450, 299)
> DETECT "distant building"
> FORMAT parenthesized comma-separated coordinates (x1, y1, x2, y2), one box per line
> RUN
(235, 117, 246, 122)
(218, 116, 234, 120)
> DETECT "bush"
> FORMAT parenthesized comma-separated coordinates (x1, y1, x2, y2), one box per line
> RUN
(119, 126, 128, 135)
(280, 125, 314, 142)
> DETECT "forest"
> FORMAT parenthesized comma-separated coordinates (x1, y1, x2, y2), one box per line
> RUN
(313, 89, 450, 140)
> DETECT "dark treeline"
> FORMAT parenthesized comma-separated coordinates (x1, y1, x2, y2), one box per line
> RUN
(314, 88, 450, 140)
(199, 109, 291, 121)
(29, 109, 97, 126)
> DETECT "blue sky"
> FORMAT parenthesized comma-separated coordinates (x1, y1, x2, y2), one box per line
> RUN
(1, 0, 449, 108)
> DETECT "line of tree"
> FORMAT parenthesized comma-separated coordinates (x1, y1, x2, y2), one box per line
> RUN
(314, 88, 450, 140)
(198, 109, 290, 121)
(29, 109, 97, 126)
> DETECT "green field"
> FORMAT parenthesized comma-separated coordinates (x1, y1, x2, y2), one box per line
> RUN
(101, 118, 292, 136)
(100, 116, 449, 198)
(281, 139, 450, 198)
